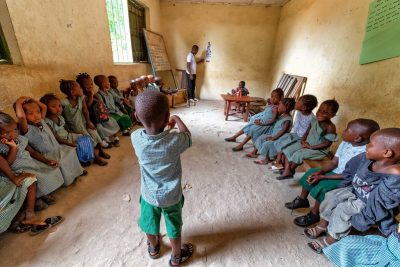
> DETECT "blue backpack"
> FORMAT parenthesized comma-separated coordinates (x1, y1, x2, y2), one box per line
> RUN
(76, 135, 95, 163)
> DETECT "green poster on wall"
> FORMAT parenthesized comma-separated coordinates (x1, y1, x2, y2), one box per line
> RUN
(360, 0, 400, 64)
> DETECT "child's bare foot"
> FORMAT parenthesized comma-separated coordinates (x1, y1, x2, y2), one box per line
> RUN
(224, 137, 236, 142)
(254, 159, 269, 165)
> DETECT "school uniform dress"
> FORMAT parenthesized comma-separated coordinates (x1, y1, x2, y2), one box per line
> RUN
(24, 121, 84, 186)
(89, 96, 120, 140)
(282, 118, 337, 164)
(61, 96, 103, 146)
(0, 174, 36, 233)
(0, 136, 64, 197)
(273, 112, 315, 153)
(243, 104, 277, 141)
(44, 116, 83, 143)
(97, 91, 132, 131)
(324, 233, 400, 267)
(298, 141, 366, 203)
(320, 153, 384, 240)
(254, 115, 293, 159)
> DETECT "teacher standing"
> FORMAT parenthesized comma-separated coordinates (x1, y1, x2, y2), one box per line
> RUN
(186, 45, 204, 103)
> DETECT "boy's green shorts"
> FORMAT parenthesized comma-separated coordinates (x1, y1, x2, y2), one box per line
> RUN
(139, 196, 184, 239)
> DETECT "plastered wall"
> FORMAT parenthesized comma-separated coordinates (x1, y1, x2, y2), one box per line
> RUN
(0, 0, 160, 114)
(160, 1, 281, 99)
(269, 0, 400, 130)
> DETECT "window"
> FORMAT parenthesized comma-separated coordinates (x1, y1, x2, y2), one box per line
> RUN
(106, 0, 148, 63)
(0, 24, 11, 64)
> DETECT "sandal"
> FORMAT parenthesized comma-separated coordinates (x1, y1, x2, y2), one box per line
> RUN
(246, 153, 258, 158)
(254, 159, 269, 165)
(224, 137, 236, 142)
(9, 222, 32, 234)
(307, 237, 330, 254)
(147, 235, 161, 259)
(30, 216, 64, 236)
(304, 225, 327, 239)
(169, 243, 194, 266)
(232, 147, 243, 152)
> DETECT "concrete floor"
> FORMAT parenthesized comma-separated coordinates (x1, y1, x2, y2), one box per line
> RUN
(0, 100, 331, 267)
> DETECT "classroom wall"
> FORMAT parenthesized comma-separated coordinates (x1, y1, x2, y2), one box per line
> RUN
(269, 0, 400, 130)
(0, 0, 160, 114)
(160, 1, 281, 100)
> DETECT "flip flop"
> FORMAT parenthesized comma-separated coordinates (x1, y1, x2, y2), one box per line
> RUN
(224, 138, 236, 142)
(232, 147, 243, 152)
(246, 153, 258, 158)
(269, 165, 284, 170)
(169, 243, 194, 267)
(30, 216, 64, 236)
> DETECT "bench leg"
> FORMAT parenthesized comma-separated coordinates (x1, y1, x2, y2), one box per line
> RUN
(225, 101, 231, 121)
(244, 103, 249, 122)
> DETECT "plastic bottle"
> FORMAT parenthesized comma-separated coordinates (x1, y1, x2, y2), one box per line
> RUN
(206, 42, 211, 62)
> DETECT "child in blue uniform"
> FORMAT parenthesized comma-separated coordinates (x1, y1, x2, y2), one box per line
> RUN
(225, 88, 284, 151)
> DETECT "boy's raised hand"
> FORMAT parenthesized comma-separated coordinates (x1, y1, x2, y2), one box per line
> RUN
(167, 117, 176, 129)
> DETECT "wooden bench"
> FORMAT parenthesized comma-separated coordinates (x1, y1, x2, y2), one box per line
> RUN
(297, 151, 334, 172)
(166, 89, 187, 108)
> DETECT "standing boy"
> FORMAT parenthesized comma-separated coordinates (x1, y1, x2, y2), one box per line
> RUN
(131, 91, 194, 266)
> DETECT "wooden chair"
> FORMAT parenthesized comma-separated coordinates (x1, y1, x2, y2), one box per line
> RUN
(176, 69, 195, 107)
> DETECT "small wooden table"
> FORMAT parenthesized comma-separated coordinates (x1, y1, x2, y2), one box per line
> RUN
(220, 94, 259, 122)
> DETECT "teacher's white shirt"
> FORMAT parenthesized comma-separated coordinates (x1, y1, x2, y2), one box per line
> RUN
(186, 52, 196, 75)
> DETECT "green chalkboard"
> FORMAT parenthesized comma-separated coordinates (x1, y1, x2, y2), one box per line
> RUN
(360, 0, 400, 64)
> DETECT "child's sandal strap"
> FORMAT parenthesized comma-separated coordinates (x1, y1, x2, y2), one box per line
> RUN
(169, 243, 194, 266)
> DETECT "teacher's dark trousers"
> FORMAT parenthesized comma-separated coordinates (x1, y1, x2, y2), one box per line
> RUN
(186, 73, 196, 100)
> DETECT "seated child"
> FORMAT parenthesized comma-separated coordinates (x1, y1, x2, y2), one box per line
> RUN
(40, 93, 82, 147)
(156, 77, 178, 95)
(230, 81, 249, 96)
(141, 75, 152, 91)
(59, 79, 110, 166)
(276, 99, 339, 180)
(40, 93, 94, 168)
(76, 73, 120, 146)
(305, 128, 400, 254)
(131, 91, 194, 266)
(146, 75, 160, 91)
(136, 77, 145, 93)
(0, 155, 63, 235)
(94, 75, 132, 136)
(108, 75, 133, 116)
(285, 119, 380, 228)
(15, 97, 85, 186)
(224, 88, 284, 151)
(324, 228, 400, 267)
(0, 111, 64, 203)
(247, 98, 296, 163)
(271, 94, 318, 170)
